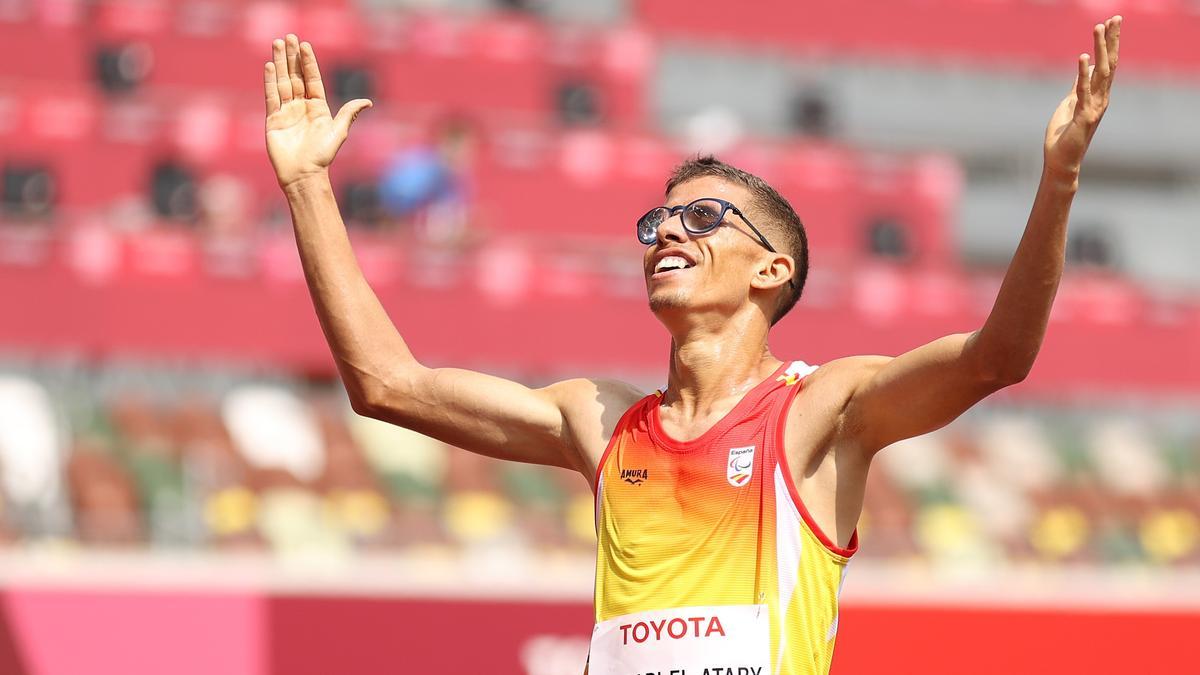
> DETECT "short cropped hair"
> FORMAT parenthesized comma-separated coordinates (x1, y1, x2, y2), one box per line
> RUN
(665, 155, 808, 325)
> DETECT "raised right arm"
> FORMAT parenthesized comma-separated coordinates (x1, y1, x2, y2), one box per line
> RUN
(264, 35, 641, 478)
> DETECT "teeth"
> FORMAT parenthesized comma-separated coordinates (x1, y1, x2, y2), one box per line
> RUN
(655, 256, 691, 273)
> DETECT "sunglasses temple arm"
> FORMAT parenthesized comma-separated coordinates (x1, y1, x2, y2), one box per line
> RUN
(737, 211, 797, 289)
(737, 213, 778, 253)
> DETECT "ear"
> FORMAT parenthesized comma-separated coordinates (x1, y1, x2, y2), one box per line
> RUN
(749, 252, 795, 293)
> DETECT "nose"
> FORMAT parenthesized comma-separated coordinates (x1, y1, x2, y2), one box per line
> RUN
(655, 209, 688, 246)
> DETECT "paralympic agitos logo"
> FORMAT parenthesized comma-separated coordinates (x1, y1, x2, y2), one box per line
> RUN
(727, 446, 755, 487)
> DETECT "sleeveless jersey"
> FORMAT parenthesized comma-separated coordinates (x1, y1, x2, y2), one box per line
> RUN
(592, 361, 858, 675)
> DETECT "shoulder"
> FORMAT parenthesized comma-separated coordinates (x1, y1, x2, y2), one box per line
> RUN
(542, 378, 647, 473)
(784, 356, 895, 450)
(542, 378, 646, 415)
(796, 355, 892, 399)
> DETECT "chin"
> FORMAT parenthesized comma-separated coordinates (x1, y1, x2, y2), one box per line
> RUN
(647, 289, 690, 314)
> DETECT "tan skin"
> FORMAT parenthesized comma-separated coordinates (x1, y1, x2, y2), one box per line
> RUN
(264, 17, 1121, 552)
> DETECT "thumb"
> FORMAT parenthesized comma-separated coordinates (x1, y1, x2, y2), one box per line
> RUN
(333, 98, 373, 137)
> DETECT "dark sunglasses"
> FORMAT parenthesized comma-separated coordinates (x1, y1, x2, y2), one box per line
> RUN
(637, 198, 796, 290)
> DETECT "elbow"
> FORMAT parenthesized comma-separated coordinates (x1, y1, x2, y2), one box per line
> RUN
(342, 371, 392, 419)
(997, 364, 1031, 387)
(967, 332, 1035, 389)
(345, 378, 382, 417)
(347, 389, 379, 418)
(345, 363, 420, 420)
(349, 379, 400, 419)
(978, 358, 1032, 389)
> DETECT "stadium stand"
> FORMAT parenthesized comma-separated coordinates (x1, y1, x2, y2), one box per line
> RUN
(0, 0, 1196, 574)
(0, 362, 1197, 567)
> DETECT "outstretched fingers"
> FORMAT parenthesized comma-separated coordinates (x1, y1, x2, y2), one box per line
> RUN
(1075, 53, 1091, 114)
(1093, 23, 1110, 78)
(272, 38, 292, 103)
(285, 34, 306, 100)
(1091, 16, 1121, 95)
(1105, 15, 1121, 74)
(264, 61, 281, 115)
(1080, 15, 1122, 116)
(300, 41, 326, 101)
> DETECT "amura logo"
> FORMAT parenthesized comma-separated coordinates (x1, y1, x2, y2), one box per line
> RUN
(620, 468, 649, 485)
(727, 446, 755, 487)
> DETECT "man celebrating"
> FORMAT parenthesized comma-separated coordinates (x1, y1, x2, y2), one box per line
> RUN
(263, 16, 1121, 674)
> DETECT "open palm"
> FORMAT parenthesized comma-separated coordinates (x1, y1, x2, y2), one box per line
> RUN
(1044, 16, 1121, 179)
(264, 34, 372, 189)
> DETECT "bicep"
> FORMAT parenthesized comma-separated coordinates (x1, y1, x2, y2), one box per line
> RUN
(841, 332, 1007, 452)
(360, 365, 639, 474)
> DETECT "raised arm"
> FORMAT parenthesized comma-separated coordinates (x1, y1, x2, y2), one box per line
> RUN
(263, 35, 640, 479)
(833, 16, 1122, 453)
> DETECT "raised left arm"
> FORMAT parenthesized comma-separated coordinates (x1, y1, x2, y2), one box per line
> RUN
(839, 16, 1122, 453)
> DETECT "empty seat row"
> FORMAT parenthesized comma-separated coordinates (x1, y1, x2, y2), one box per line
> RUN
(0, 4, 649, 126)
(638, 0, 1200, 76)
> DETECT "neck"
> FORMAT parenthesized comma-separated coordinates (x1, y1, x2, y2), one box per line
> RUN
(663, 306, 781, 417)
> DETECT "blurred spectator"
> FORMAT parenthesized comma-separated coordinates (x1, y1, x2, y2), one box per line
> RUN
(378, 117, 477, 245)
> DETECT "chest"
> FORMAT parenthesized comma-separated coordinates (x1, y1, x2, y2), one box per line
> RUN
(602, 433, 773, 533)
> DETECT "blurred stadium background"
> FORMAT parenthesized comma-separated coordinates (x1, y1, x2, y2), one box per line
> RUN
(1, 0, 1199, 672)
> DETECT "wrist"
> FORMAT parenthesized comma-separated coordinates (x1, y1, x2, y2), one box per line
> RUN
(1040, 164, 1080, 192)
(281, 170, 332, 199)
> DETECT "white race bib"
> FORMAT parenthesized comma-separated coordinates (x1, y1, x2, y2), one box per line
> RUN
(588, 604, 770, 675)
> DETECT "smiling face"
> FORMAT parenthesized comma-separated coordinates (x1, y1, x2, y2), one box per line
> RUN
(642, 175, 794, 327)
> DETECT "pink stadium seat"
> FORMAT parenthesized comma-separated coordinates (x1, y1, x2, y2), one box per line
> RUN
(0, 18, 89, 84)
(370, 14, 555, 116)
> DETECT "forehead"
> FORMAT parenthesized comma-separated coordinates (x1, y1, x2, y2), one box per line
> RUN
(665, 175, 754, 208)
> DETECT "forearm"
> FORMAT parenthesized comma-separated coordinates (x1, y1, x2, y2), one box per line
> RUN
(283, 171, 417, 407)
(971, 167, 1079, 382)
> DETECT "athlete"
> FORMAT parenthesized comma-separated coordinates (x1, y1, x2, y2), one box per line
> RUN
(263, 16, 1121, 674)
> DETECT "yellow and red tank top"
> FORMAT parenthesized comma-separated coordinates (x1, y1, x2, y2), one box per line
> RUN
(592, 361, 858, 675)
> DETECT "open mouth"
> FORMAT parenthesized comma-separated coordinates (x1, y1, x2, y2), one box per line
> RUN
(652, 255, 695, 276)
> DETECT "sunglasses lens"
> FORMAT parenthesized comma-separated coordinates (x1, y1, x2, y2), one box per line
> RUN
(637, 208, 667, 244)
(683, 200, 723, 233)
